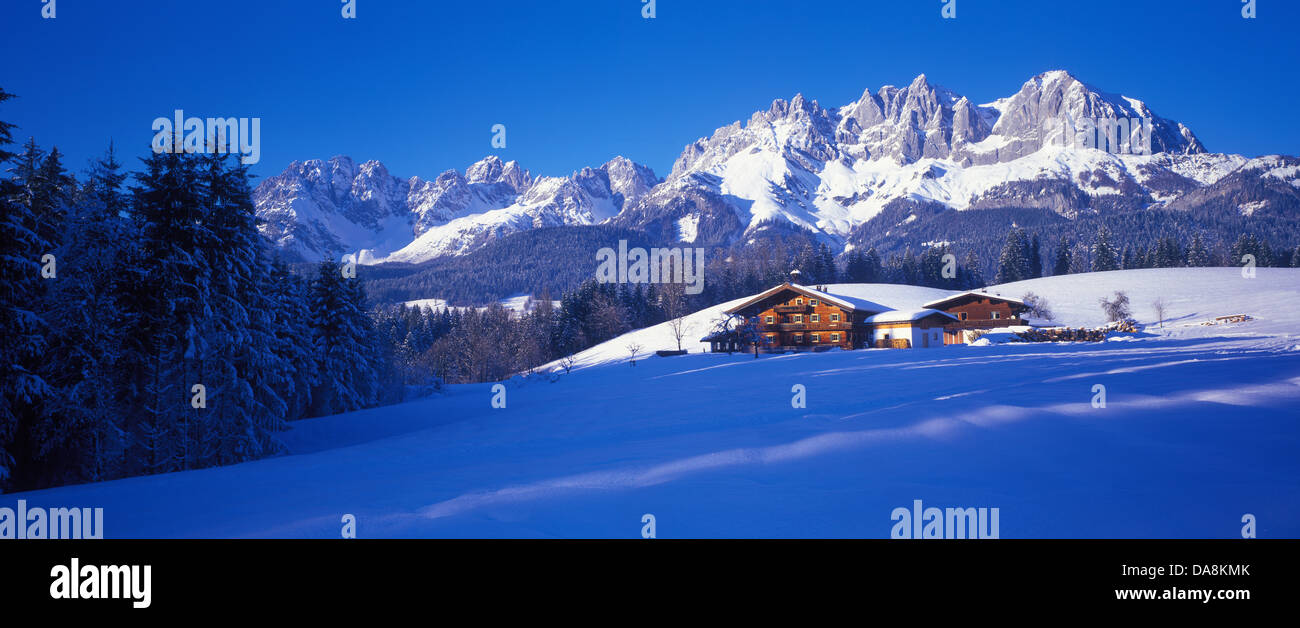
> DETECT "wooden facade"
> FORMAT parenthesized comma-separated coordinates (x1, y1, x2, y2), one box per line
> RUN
(723, 283, 877, 352)
(922, 292, 1029, 332)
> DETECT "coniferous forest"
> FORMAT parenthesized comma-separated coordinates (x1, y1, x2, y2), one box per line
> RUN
(0, 87, 393, 491)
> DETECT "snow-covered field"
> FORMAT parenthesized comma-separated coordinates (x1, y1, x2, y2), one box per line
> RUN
(403, 294, 558, 315)
(6, 269, 1299, 538)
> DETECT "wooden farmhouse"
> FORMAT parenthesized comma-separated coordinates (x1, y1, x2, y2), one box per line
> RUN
(921, 291, 1029, 343)
(716, 282, 883, 352)
(704, 280, 1031, 353)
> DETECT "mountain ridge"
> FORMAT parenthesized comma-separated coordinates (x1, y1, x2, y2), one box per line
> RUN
(254, 70, 1298, 266)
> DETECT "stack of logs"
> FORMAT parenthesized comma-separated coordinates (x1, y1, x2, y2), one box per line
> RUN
(1015, 327, 1108, 343)
(1107, 320, 1141, 333)
(1013, 320, 1140, 343)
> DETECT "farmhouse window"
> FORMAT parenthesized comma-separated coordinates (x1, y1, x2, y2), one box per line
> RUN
(959, 312, 968, 321)
(794, 314, 803, 323)
(765, 316, 774, 324)
(992, 311, 1000, 320)
(831, 313, 840, 322)
(811, 314, 820, 323)
(831, 333, 840, 342)
(810, 334, 820, 343)
(810, 299, 818, 306)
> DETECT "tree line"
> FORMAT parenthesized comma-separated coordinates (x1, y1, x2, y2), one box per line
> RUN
(0, 88, 394, 491)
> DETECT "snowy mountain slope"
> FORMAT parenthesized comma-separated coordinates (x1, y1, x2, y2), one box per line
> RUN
(619, 70, 1264, 246)
(258, 72, 1294, 263)
(256, 71, 1294, 264)
(255, 155, 659, 263)
(7, 269, 1299, 538)
(380, 165, 637, 262)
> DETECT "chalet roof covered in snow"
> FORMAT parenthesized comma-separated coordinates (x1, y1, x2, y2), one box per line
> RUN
(864, 309, 958, 324)
(723, 282, 890, 315)
(922, 290, 1027, 310)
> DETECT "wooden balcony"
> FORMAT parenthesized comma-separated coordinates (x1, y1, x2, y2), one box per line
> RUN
(774, 304, 810, 314)
(944, 318, 1024, 330)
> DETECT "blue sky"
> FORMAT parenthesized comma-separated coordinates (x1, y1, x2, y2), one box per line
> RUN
(1, 0, 1296, 182)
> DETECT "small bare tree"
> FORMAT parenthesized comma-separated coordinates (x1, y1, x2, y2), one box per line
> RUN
(560, 356, 574, 375)
(1152, 298, 1167, 329)
(660, 282, 689, 351)
(626, 342, 643, 366)
(1099, 291, 1131, 322)
(1021, 291, 1055, 322)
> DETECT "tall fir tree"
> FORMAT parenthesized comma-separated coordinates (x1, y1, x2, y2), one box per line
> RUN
(1186, 234, 1211, 267)
(1091, 226, 1120, 272)
(310, 260, 380, 416)
(0, 90, 52, 489)
(960, 251, 985, 288)
(1051, 240, 1072, 276)
(126, 147, 211, 473)
(995, 228, 1032, 284)
(269, 261, 318, 421)
(26, 145, 132, 486)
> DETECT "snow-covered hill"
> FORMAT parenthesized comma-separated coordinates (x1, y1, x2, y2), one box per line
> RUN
(551, 267, 1300, 370)
(6, 269, 1299, 538)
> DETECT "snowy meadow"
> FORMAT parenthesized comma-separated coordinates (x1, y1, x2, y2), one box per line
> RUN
(7, 268, 1299, 538)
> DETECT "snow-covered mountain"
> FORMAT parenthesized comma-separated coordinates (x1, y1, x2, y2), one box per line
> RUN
(255, 70, 1297, 264)
(616, 70, 1258, 246)
(255, 155, 658, 263)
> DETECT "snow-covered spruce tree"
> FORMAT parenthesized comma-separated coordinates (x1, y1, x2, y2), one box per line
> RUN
(197, 151, 290, 465)
(27, 145, 132, 486)
(1091, 226, 1120, 272)
(0, 89, 52, 489)
(958, 251, 985, 289)
(309, 260, 380, 416)
(1051, 239, 1072, 276)
(816, 243, 837, 283)
(4, 138, 79, 488)
(127, 147, 212, 474)
(843, 249, 868, 283)
(1291, 245, 1300, 268)
(1230, 233, 1273, 268)
(269, 260, 318, 421)
(995, 227, 1032, 284)
(1185, 234, 1211, 267)
(919, 246, 950, 287)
